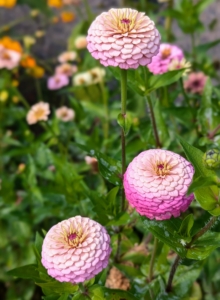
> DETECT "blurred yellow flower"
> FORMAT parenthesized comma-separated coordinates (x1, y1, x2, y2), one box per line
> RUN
(12, 96, 19, 103)
(60, 11, 75, 23)
(0, 90, 9, 102)
(23, 36, 36, 49)
(35, 30, 45, 38)
(0, 0, 17, 8)
(17, 163, 26, 173)
(28, 65, 45, 78)
(30, 9, 39, 17)
(12, 80, 19, 87)
(0, 36, 22, 53)
(48, 0, 63, 8)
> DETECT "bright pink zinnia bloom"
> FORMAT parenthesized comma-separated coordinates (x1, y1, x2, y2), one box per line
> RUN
(148, 43, 184, 74)
(87, 8, 160, 69)
(124, 149, 194, 220)
(47, 74, 69, 90)
(184, 72, 207, 94)
(41, 216, 111, 283)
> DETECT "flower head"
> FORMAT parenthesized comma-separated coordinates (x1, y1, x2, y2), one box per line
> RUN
(87, 8, 160, 69)
(47, 74, 69, 90)
(55, 63, 77, 77)
(26, 101, 50, 125)
(123, 149, 194, 220)
(148, 43, 184, 74)
(56, 106, 75, 122)
(203, 149, 220, 170)
(75, 35, 87, 49)
(0, 46, 21, 70)
(184, 72, 207, 94)
(58, 51, 77, 63)
(89, 67, 106, 84)
(0, 0, 17, 8)
(168, 58, 191, 76)
(41, 216, 111, 283)
(60, 11, 75, 23)
(73, 71, 93, 86)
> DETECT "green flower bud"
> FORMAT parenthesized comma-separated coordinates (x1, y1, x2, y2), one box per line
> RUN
(203, 149, 220, 170)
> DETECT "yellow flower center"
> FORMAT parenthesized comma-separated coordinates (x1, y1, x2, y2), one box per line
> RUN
(161, 48, 171, 59)
(107, 9, 139, 34)
(152, 160, 178, 177)
(34, 108, 46, 119)
(57, 224, 87, 248)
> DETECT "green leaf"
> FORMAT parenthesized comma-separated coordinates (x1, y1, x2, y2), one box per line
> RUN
(36, 282, 78, 296)
(114, 264, 143, 280)
(146, 69, 185, 94)
(117, 113, 132, 136)
(35, 232, 44, 258)
(187, 232, 220, 260)
(7, 264, 40, 281)
(187, 176, 218, 194)
(196, 39, 220, 53)
(194, 0, 215, 14)
(178, 214, 194, 239)
(17, 0, 51, 15)
(106, 186, 120, 216)
(106, 212, 130, 226)
(58, 294, 69, 300)
(153, 99, 170, 147)
(141, 217, 187, 257)
(178, 137, 219, 213)
(76, 143, 122, 186)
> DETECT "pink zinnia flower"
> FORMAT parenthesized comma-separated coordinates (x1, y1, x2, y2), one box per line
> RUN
(55, 63, 77, 77)
(0, 46, 21, 70)
(87, 8, 160, 69)
(58, 51, 77, 63)
(56, 106, 75, 122)
(41, 216, 111, 283)
(124, 149, 194, 220)
(184, 72, 207, 94)
(148, 43, 184, 74)
(47, 74, 69, 90)
(26, 101, 50, 125)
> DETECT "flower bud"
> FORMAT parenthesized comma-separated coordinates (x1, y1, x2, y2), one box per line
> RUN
(203, 149, 220, 170)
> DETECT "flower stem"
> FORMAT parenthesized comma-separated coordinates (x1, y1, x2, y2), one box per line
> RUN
(149, 237, 158, 281)
(146, 95, 161, 148)
(166, 216, 217, 292)
(82, 0, 93, 22)
(165, 0, 173, 42)
(120, 68, 127, 211)
(99, 81, 109, 142)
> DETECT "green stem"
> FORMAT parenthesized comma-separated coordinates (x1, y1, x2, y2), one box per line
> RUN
(180, 77, 190, 107)
(191, 32, 196, 62)
(82, 0, 93, 22)
(165, 0, 173, 42)
(11, 87, 29, 109)
(120, 69, 127, 211)
(99, 81, 109, 142)
(166, 216, 217, 292)
(0, 15, 31, 33)
(149, 237, 158, 281)
(35, 79, 43, 100)
(146, 95, 161, 148)
(114, 232, 121, 263)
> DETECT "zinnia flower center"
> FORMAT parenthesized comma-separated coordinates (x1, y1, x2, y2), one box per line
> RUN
(107, 9, 139, 34)
(192, 80, 201, 87)
(151, 160, 178, 177)
(2, 52, 11, 60)
(34, 108, 46, 119)
(161, 48, 171, 59)
(58, 224, 87, 248)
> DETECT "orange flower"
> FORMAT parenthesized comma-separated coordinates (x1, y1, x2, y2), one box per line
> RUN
(20, 55, 36, 68)
(47, 0, 63, 8)
(0, 36, 22, 53)
(0, 0, 17, 8)
(60, 11, 75, 23)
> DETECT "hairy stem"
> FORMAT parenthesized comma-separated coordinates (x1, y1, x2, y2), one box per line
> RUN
(146, 95, 161, 148)
(166, 216, 217, 292)
(120, 69, 127, 211)
(149, 237, 158, 281)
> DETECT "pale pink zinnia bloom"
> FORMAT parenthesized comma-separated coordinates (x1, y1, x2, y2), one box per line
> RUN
(26, 101, 50, 125)
(0, 46, 21, 70)
(55, 63, 78, 77)
(56, 106, 75, 122)
(148, 43, 184, 74)
(124, 149, 194, 220)
(41, 216, 111, 283)
(47, 74, 69, 90)
(184, 72, 207, 94)
(58, 51, 77, 63)
(87, 8, 160, 69)
(75, 35, 87, 49)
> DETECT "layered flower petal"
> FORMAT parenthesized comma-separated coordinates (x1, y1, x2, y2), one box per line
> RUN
(87, 8, 160, 69)
(41, 216, 111, 283)
(123, 149, 194, 220)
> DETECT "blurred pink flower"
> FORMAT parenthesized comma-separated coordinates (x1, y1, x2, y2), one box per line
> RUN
(184, 72, 207, 94)
(55, 63, 77, 77)
(41, 216, 111, 283)
(56, 106, 75, 122)
(58, 51, 77, 63)
(75, 35, 87, 49)
(148, 43, 184, 74)
(0, 46, 21, 70)
(124, 149, 194, 220)
(87, 8, 160, 69)
(47, 74, 69, 90)
(26, 101, 50, 125)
